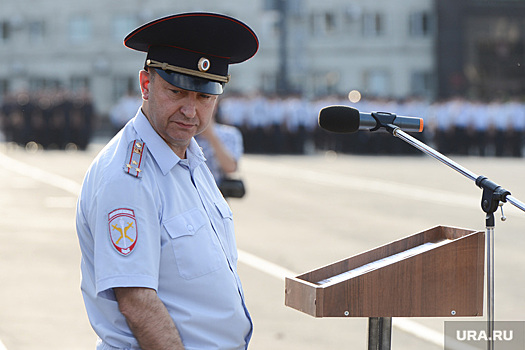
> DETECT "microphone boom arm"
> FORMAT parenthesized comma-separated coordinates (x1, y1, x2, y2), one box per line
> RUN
(391, 126, 525, 212)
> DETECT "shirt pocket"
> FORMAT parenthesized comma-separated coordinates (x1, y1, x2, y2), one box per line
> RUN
(163, 208, 223, 280)
(214, 201, 238, 262)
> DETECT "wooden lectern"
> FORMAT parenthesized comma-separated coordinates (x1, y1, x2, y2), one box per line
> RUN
(285, 225, 485, 348)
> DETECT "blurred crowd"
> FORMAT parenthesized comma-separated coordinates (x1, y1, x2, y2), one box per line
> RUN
(0, 89, 95, 150)
(217, 94, 525, 157)
(1, 89, 524, 157)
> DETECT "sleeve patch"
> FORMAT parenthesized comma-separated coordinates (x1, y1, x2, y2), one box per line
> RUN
(108, 208, 138, 256)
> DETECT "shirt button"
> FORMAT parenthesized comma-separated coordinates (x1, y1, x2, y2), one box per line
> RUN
(187, 224, 194, 231)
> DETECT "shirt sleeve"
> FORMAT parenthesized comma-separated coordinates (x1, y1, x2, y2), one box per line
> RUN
(217, 125, 243, 161)
(88, 174, 161, 300)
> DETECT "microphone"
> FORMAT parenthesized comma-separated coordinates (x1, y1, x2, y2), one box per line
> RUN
(318, 105, 424, 133)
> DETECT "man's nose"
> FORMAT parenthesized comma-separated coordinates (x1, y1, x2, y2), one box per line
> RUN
(180, 95, 197, 118)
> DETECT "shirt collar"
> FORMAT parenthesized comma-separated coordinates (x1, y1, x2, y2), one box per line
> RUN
(132, 109, 206, 175)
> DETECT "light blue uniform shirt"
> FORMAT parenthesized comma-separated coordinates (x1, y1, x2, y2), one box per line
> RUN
(76, 109, 252, 350)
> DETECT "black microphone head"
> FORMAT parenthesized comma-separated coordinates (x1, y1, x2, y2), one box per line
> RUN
(318, 105, 361, 133)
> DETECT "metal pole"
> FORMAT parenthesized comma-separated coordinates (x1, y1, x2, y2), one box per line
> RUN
(368, 317, 392, 350)
(392, 128, 478, 181)
(507, 195, 525, 212)
(486, 223, 495, 350)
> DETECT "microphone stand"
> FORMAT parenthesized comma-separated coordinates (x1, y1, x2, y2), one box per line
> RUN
(369, 112, 525, 350)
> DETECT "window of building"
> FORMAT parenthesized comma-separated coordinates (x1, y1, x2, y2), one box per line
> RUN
(362, 13, 384, 37)
(409, 12, 433, 37)
(28, 20, 46, 43)
(260, 12, 280, 39)
(263, 0, 303, 15)
(113, 76, 136, 101)
(307, 71, 340, 96)
(364, 70, 390, 97)
(309, 11, 339, 36)
(112, 15, 137, 41)
(0, 79, 9, 99)
(69, 16, 92, 43)
(263, 0, 278, 11)
(309, 13, 321, 35)
(70, 76, 90, 92)
(344, 4, 362, 24)
(324, 13, 337, 34)
(29, 78, 61, 91)
(0, 21, 11, 43)
(261, 71, 278, 94)
(411, 71, 434, 96)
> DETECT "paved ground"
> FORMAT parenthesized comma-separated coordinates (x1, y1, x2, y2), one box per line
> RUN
(0, 141, 524, 349)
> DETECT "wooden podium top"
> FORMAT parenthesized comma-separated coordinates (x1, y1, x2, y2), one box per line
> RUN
(285, 225, 484, 318)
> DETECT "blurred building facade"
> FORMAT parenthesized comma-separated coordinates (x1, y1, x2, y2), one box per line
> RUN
(436, 0, 525, 99)
(0, 0, 524, 117)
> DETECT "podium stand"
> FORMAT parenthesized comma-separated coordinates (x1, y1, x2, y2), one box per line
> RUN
(285, 225, 484, 348)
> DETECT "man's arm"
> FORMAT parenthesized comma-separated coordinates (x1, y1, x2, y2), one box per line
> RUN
(200, 122, 238, 174)
(114, 287, 185, 350)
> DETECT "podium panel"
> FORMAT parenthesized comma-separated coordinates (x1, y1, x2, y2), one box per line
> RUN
(285, 226, 484, 318)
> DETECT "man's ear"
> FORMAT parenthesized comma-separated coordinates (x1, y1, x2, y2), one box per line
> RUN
(139, 70, 150, 101)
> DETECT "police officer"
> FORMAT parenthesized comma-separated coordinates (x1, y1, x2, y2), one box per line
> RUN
(75, 13, 258, 350)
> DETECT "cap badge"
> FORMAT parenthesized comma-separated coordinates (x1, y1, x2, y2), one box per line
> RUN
(198, 57, 210, 72)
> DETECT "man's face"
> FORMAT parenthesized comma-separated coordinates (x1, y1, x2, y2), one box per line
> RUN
(140, 70, 218, 156)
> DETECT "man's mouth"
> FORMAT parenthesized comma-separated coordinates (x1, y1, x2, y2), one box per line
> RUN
(174, 120, 197, 129)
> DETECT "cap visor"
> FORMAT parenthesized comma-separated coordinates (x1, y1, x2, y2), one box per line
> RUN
(154, 69, 224, 95)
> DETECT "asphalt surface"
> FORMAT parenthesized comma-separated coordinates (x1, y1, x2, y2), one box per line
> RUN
(0, 141, 524, 350)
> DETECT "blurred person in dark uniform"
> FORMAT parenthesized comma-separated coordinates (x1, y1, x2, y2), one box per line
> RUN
(27, 92, 48, 148)
(0, 93, 15, 143)
(47, 89, 69, 149)
(507, 98, 524, 157)
(9, 92, 30, 146)
(67, 89, 95, 150)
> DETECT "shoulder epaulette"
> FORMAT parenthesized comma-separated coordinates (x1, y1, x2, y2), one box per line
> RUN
(123, 140, 147, 178)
